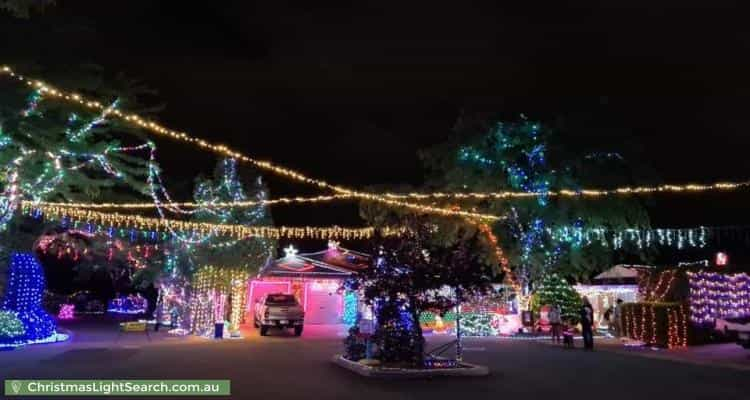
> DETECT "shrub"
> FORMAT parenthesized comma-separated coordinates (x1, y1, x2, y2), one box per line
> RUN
(620, 302, 692, 348)
(0, 310, 26, 342)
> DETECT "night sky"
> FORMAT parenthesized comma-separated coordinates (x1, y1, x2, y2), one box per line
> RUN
(3, 1, 750, 237)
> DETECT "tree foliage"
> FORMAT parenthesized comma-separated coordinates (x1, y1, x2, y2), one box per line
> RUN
(348, 217, 494, 365)
(418, 114, 652, 283)
(0, 0, 54, 18)
(191, 158, 276, 273)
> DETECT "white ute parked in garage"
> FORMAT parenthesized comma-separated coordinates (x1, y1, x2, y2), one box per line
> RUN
(254, 293, 305, 336)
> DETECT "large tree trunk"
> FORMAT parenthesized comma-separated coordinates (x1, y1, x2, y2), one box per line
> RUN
(408, 299, 425, 367)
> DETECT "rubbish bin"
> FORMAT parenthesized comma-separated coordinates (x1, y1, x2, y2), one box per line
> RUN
(214, 322, 224, 339)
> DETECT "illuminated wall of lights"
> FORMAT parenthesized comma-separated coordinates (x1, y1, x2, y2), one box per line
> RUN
(189, 266, 249, 337)
(687, 271, 750, 326)
(622, 303, 688, 348)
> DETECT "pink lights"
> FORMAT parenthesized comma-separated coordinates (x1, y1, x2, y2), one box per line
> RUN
(57, 304, 74, 320)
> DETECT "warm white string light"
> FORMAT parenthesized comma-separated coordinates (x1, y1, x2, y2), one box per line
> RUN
(26, 203, 408, 240)
(0, 65, 502, 221)
(5, 65, 747, 224)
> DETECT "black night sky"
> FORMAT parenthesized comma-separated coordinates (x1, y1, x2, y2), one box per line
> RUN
(3, 1, 750, 250)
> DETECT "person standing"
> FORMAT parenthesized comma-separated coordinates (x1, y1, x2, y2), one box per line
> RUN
(580, 296, 595, 350)
(613, 298, 624, 337)
(548, 304, 562, 343)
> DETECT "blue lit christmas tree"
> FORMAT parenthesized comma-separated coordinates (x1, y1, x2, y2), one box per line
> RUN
(0, 252, 58, 344)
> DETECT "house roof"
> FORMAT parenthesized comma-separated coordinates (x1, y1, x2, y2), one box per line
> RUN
(593, 264, 650, 281)
(258, 244, 370, 278)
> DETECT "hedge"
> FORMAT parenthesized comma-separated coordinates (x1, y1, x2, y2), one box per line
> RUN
(620, 302, 691, 348)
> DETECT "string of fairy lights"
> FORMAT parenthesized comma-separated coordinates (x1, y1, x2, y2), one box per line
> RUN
(29, 194, 359, 209)
(23, 203, 407, 240)
(2, 64, 749, 219)
(2, 63, 750, 261)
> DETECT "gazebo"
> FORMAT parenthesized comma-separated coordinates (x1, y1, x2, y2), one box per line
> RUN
(574, 264, 647, 329)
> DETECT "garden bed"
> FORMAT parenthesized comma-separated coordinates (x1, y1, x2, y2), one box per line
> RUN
(331, 355, 489, 379)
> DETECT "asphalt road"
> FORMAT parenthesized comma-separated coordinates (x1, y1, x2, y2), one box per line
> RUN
(1, 324, 749, 400)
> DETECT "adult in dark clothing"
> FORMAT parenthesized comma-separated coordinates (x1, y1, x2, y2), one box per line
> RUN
(580, 296, 595, 350)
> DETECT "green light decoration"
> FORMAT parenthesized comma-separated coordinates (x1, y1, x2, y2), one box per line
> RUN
(343, 291, 358, 327)
(0, 310, 26, 343)
(460, 312, 497, 336)
(530, 273, 583, 324)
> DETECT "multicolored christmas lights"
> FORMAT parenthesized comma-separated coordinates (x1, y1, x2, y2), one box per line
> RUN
(107, 294, 148, 315)
(189, 266, 249, 337)
(4, 64, 747, 220)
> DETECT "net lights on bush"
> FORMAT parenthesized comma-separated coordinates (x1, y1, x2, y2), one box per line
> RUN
(0, 310, 26, 344)
(622, 303, 687, 348)
(57, 304, 75, 320)
(687, 271, 750, 326)
(0, 253, 66, 346)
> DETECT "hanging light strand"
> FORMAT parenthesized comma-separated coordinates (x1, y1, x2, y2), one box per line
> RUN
(23, 203, 407, 240)
(0, 65, 503, 221)
(6, 66, 745, 220)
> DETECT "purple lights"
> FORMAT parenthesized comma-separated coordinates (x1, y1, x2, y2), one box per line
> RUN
(688, 271, 750, 325)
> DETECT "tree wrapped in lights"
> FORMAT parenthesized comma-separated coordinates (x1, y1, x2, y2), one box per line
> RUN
(0, 68, 157, 206)
(348, 218, 493, 366)
(530, 273, 582, 324)
(191, 158, 276, 271)
(418, 114, 651, 287)
(0, 67, 161, 294)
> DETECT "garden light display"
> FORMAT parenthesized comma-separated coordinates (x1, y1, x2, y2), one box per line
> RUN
(57, 304, 75, 320)
(107, 294, 148, 315)
(189, 266, 248, 337)
(0, 253, 66, 346)
(343, 291, 359, 327)
(687, 271, 750, 325)
(622, 303, 688, 348)
(0, 310, 26, 345)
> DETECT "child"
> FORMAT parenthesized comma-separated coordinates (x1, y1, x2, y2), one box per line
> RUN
(562, 321, 575, 348)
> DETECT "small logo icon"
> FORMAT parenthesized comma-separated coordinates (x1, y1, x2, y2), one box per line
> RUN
(10, 380, 21, 394)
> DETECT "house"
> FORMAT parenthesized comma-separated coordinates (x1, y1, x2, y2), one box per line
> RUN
(247, 241, 369, 325)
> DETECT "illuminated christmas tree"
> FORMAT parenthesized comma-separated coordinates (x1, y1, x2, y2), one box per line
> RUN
(531, 273, 582, 324)
(0, 252, 57, 343)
